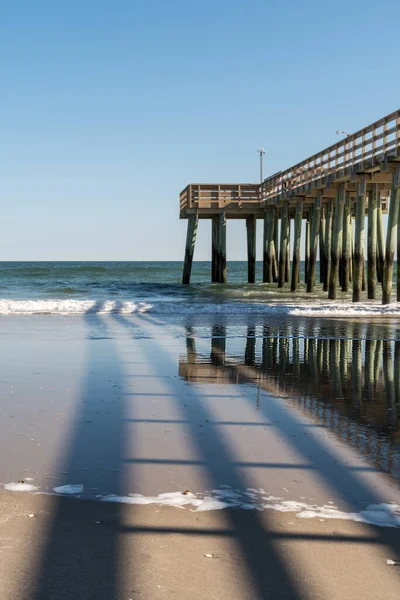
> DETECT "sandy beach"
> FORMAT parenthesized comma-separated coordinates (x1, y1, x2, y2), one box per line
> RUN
(0, 313, 399, 599)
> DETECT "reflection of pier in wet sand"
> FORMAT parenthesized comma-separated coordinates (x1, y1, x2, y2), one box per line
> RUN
(180, 322, 400, 482)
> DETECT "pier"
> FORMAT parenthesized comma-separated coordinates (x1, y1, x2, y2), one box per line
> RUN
(180, 110, 400, 304)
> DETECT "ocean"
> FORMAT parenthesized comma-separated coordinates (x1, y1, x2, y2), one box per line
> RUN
(0, 260, 399, 316)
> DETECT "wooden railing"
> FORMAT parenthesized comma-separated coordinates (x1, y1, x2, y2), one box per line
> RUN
(262, 110, 400, 203)
(180, 183, 261, 212)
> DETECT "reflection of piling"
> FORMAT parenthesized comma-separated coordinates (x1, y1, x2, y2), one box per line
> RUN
(245, 327, 256, 366)
(351, 339, 362, 412)
(383, 340, 395, 426)
(211, 326, 226, 366)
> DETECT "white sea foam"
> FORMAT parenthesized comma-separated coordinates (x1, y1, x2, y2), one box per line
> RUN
(0, 299, 153, 315)
(0, 298, 399, 317)
(53, 484, 84, 495)
(99, 487, 400, 528)
(4, 482, 39, 492)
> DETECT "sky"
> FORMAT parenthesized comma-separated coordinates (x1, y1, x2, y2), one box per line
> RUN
(0, 0, 399, 261)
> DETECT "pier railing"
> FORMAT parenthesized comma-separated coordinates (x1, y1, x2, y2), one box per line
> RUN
(262, 110, 400, 203)
(180, 183, 261, 215)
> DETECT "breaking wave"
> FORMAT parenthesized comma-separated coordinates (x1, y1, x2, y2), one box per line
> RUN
(0, 298, 400, 316)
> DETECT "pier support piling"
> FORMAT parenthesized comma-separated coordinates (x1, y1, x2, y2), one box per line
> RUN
(307, 197, 321, 293)
(263, 210, 271, 283)
(246, 215, 256, 283)
(305, 219, 310, 284)
(273, 213, 279, 282)
(324, 200, 333, 292)
(291, 200, 303, 292)
(182, 212, 198, 284)
(367, 184, 378, 299)
(341, 195, 351, 293)
(328, 184, 345, 300)
(278, 204, 288, 288)
(383, 165, 400, 304)
(377, 195, 385, 284)
(353, 177, 366, 302)
(218, 212, 227, 283)
(285, 218, 291, 283)
(319, 207, 326, 284)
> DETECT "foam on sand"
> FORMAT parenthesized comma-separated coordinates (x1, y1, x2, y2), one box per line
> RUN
(3, 482, 39, 492)
(0, 299, 153, 315)
(100, 487, 400, 528)
(53, 484, 84, 495)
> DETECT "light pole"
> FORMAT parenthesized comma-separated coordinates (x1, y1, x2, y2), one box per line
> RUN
(336, 131, 351, 168)
(257, 148, 265, 183)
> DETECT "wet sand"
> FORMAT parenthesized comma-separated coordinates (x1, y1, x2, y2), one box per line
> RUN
(0, 314, 400, 599)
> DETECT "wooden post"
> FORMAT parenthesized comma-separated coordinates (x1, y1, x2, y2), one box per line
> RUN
(278, 204, 288, 288)
(328, 184, 345, 300)
(307, 197, 321, 293)
(377, 194, 385, 285)
(324, 200, 333, 292)
(211, 216, 219, 283)
(353, 176, 366, 302)
(367, 184, 378, 299)
(319, 206, 326, 284)
(291, 200, 303, 292)
(246, 215, 256, 283)
(272, 213, 279, 282)
(304, 218, 310, 284)
(268, 210, 276, 283)
(285, 217, 291, 283)
(382, 165, 400, 304)
(218, 212, 227, 283)
(263, 210, 271, 283)
(182, 213, 198, 284)
(341, 194, 351, 292)
(349, 214, 353, 283)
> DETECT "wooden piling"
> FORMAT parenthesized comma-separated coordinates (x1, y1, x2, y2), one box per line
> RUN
(377, 195, 385, 284)
(182, 212, 198, 284)
(304, 219, 310, 284)
(291, 200, 303, 292)
(328, 184, 345, 300)
(218, 212, 227, 283)
(278, 204, 288, 288)
(285, 218, 291, 283)
(319, 206, 326, 284)
(353, 177, 366, 302)
(307, 197, 321, 293)
(211, 216, 219, 283)
(324, 200, 333, 292)
(272, 213, 279, 282)
(263, 210, 271, 283)
(367, 184, 378, 299)
(246, 215, 256, 283)
(341, 195, 351, 292)
(382, 165, 400, 304)
(349, 215, 353, 283)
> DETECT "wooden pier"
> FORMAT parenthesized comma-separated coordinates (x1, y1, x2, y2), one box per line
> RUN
(180, 110, 400, 304)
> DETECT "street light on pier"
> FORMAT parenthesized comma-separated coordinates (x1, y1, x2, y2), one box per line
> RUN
(257, 148, 265, 183)
(336, 130, 350, 137)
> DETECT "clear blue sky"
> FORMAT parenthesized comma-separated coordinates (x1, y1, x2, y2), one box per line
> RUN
(0, 0, 398, 261)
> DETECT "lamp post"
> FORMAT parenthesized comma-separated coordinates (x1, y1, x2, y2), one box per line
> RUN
(257, 148, 265, 183)
(336, 131, 351, 168)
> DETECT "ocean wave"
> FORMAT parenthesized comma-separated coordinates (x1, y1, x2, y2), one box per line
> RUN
(0, 299, 153, 315)
(0, 298, 400, 316)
